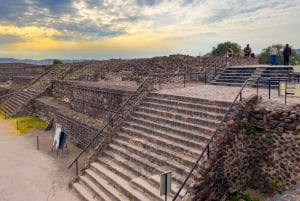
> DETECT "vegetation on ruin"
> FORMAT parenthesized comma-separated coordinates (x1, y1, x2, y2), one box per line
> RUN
(269, 181, 280, 195)
(244, 121, 257, 135)
(226, 193, 260, 201)
(211, 41, 241, 57)
(259, 44, 299, 65)
(0, 108, 47, 135)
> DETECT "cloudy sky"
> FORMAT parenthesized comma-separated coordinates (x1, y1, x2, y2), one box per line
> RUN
(0, 0, 299, 60)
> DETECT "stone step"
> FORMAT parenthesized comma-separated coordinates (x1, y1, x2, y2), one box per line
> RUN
(147, 93, 231, 107)
(102, 148, 187, 186)
(72, 182, 99, 201)
(126, 117, 214, 140)
(1, 104, 15, 116)
(210, 82, 244, 86)
(218, 75, 252, 79)
(120, 124, 207, 150)
(112, 138, 192, 176)
(137, 102, 226, 120)
(136, 105, 223, 121)
(140, 100, 228, 115)
(79, 175, 114, 201)
(117, 131, 199, 166)
(96, 157, 176, 200)
(223, 70, 255, 74)
(131, 177, 173, 201)
(90, 162, 154, 201)
(131, 111, 219, 129)
(9, 95, 27, 106)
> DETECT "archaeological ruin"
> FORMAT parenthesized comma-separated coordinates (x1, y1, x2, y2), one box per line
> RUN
(0, 55, 299, 201)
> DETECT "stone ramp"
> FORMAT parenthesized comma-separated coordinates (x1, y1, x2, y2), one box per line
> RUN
(72, 92, 231, 200)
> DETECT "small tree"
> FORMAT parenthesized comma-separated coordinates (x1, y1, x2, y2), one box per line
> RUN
(53, 59, 63, 65)
(259, 44, 299, 65)
(211, 41, 241, 57)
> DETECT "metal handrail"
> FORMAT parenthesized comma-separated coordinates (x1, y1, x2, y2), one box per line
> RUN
(150, 71, 208, 87)
(173, 75, 300, 200)
(68, 77, 150, 175)
(172, 78, 250, 200)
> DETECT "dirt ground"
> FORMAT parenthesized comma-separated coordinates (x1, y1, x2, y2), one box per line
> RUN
(0, 119, 87, 201)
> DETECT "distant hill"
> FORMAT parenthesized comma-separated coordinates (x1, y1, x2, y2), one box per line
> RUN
(0, 58, 86, 65)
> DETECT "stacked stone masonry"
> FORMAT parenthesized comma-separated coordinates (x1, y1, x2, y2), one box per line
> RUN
(51, 80, 137, 119)
(190, 96, 300, 201)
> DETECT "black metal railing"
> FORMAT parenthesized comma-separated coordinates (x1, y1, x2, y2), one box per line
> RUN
(68, 77, 150, 175)
(173, 75, 300, 200)
(150, 72, 208, 88)
(172, 78, 250, 200)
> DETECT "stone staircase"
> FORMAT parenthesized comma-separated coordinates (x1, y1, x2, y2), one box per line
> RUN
(0, 64, 80, 117)
(211, 66, 294, 87)
(0, 89, 39, 116)
(72, 92, 231, 201)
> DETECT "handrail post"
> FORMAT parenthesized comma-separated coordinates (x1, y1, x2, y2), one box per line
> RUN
(205, 73, 207, 84)
(239, 91, 242, 101)
(183, 73, 186, 88)
(285, 80, 287, 105)
(256, 78, 259, 96)
(268, 80, 271, 99)
(207, 144, 210, 159)
(76, 159, 78, 176)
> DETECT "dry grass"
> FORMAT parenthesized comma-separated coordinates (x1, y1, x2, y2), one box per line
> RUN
(0, 107, 46, 135)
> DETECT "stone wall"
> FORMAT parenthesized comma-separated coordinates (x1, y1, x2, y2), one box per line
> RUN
(12, 76, 35, 86)
(62, 55, 258, 83)
(0, 88, 8, 96)
(34, 99, 103, 148)
(51, 80, 136, 119)
(189, 97, 300, 201)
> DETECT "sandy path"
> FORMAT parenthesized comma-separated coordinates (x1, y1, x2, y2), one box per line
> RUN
(0, 119, 82, 201)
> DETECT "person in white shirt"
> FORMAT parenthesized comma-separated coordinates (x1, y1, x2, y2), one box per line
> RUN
(270, 45, 278, 65)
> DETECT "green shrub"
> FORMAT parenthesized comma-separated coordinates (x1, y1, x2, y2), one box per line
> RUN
(226, 193, 260, 201)
(244, 121, 257, 135)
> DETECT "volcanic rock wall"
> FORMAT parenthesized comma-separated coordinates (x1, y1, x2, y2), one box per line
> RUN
(189, 97, 300, 201)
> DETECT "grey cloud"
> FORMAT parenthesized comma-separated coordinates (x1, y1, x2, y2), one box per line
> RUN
(136, 0, 162, 7)
(0, 35, 24, 44)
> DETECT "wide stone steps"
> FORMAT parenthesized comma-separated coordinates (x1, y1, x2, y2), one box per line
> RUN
(127, 116, 214, 139)
(116, 131, 199, 166)
(90, 162, 156, 201)
(131, 110, 219, 129)
(213, 66, 295, 87)
(120, 125, 207, 150)
(97, 156, 187, 198)
(105, 144, 189, 186)
(136, 105, 223, 121)
(73, 93, 228, 201)
(147, 93, 231, 107)
(111, 138, 192, 176)
(1, 90, 39, 116)
(140, 100, 227, 115)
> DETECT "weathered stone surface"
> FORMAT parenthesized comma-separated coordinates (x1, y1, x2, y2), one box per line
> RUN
(189, 98, 300, 200)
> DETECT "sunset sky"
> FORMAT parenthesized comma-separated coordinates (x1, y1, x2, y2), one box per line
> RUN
(0, 0, 299, 60)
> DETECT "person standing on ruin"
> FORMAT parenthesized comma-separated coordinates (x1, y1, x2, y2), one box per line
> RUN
(270, 45, 278, 65)
(283, 44, 292, 66)
(243, 44, 252, 58)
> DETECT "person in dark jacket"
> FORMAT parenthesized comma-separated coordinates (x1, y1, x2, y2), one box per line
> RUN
(283, 44, 292, 66)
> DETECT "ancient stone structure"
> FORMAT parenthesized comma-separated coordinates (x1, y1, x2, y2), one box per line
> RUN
(51, 80, 137, 119)
(190, 96, 300, 201)
(0, 63, 46, 84)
